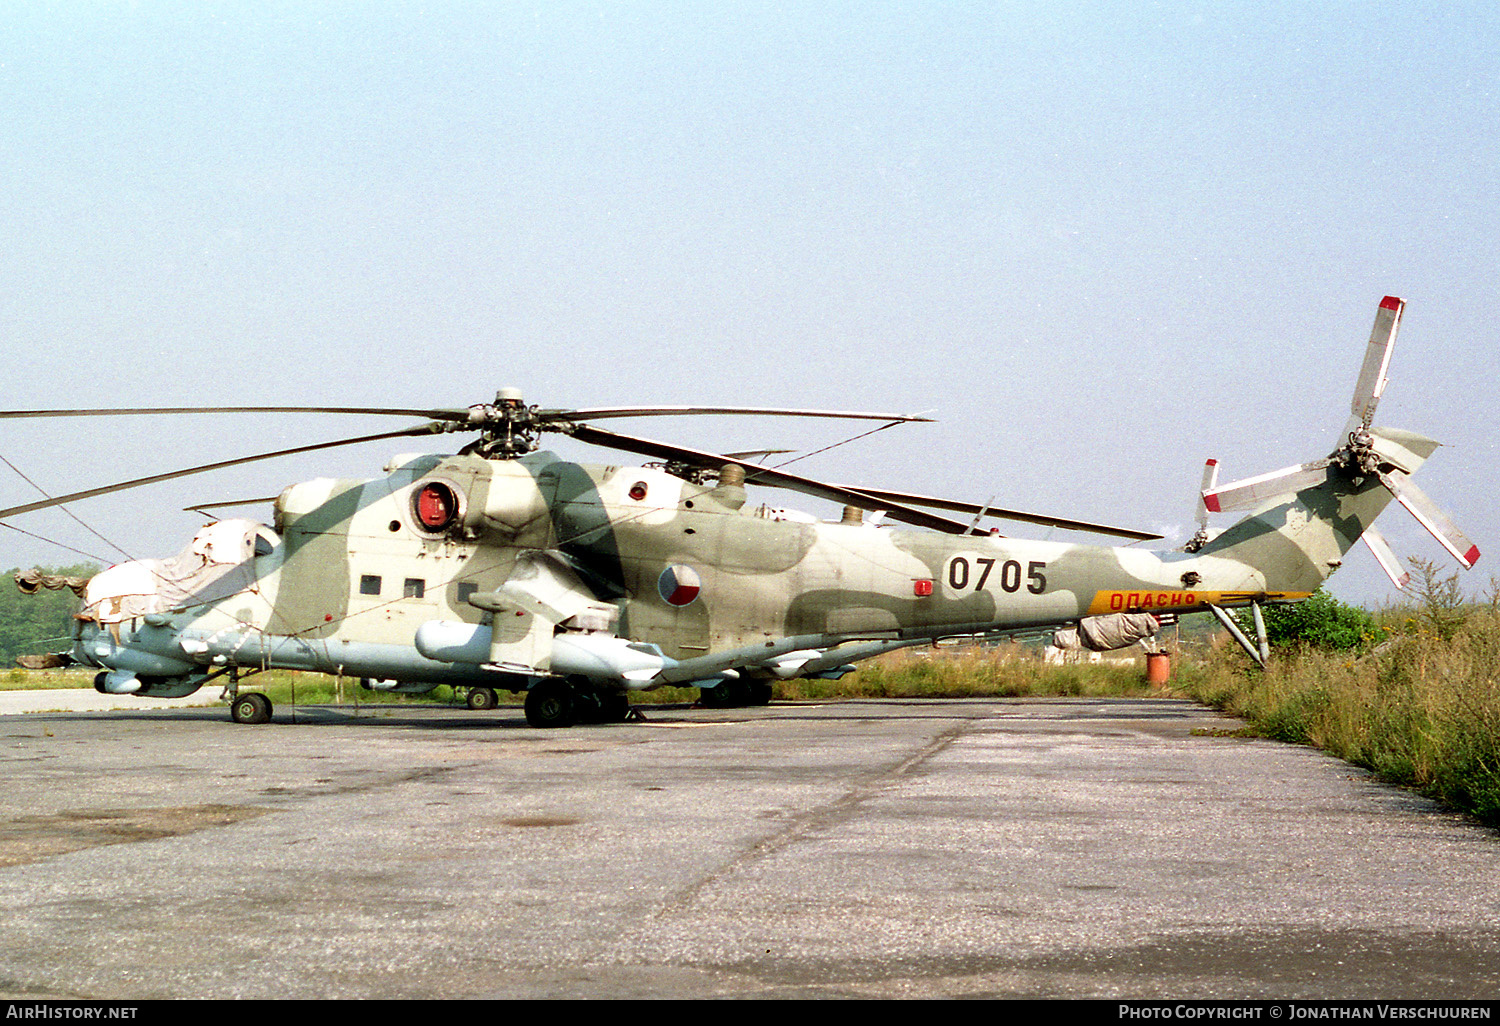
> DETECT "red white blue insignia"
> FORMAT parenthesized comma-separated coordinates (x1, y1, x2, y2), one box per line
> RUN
(657, 564, 702, 607)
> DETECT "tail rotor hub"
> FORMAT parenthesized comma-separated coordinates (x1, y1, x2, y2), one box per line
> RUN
(1338, 427, 1381, 477)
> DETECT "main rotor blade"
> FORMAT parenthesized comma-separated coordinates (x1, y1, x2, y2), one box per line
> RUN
(1376, 470, 1481, 569)
(1, 404, 932, 427)
(1203, 460, 1333, 513)
(564, 423, 972, 534)
(544, 406, 932, 424)
(0, 425, 446, 520)
(723, 449, 795, 461)
(183, 497, 278, 512)
(823, 485, 1162, 541)
(1348, 295, 1404, 432)
(0, 405, 472, 422)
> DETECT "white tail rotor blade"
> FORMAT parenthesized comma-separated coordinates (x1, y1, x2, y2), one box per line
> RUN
(1362, 527, 1410, 590)
(1349, 296, 1404, 430)
(1203, 460, 1332, 514)
(1196, 458, 1219, 529)
(1377, 470, 1481, 569)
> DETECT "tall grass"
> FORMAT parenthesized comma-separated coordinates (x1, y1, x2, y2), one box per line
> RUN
(775, 646, 1156, 701)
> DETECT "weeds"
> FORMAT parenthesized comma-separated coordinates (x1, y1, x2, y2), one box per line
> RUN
(780, 646, 1156, 701)
(1407, 557, 1467, 641)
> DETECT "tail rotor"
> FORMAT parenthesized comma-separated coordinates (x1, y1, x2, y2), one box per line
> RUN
(1200, 296, 1479, 581)
(1183, 458, 1218, 552)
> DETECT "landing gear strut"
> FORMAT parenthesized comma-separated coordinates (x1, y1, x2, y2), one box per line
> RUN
(596, 688, 631, 723)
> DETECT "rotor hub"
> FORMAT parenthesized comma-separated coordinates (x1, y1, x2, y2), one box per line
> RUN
(461, 393, 543, 459)
(1337, 427, 1382, 477)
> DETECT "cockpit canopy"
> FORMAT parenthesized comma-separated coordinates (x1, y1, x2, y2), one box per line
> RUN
(83, 519, 279, 623)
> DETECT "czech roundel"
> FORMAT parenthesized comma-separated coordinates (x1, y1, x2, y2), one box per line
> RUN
(657, 565, 702, 607)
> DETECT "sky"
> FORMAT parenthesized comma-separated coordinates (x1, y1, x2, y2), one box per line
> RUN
(0, 1, 1495, 607)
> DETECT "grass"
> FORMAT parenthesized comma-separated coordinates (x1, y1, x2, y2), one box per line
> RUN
(775, 645, 1157, 700)
(0, 667, 99, 690)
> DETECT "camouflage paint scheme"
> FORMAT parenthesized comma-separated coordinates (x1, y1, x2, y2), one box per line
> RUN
(68, 422, 1429, 704)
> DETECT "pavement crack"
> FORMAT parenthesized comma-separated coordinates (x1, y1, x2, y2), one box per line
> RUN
(657, 718, 974, 913)
(258, 764, 456, 800)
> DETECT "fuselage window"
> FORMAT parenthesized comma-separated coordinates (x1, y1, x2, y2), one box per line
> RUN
(404, 578, 426, 599)
(359, 575, 382, 596)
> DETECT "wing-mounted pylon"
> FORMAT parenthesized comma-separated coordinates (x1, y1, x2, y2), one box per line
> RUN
(462, 550, 619, 673)
(1201, 297, 1479, 580)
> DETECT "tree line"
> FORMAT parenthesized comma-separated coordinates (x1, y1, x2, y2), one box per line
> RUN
(0, 564, 98, 665)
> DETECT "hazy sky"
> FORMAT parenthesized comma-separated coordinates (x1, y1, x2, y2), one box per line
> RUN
(1, 1, 1495, 606)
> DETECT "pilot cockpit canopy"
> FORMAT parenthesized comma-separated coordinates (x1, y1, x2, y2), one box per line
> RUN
(83, 519, 279, 623)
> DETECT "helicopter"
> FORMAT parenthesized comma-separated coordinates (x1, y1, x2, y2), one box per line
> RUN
(3, 297, 1480, 727)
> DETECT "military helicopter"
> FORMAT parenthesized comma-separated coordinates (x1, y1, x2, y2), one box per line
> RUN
(3, 297, 1480, 727)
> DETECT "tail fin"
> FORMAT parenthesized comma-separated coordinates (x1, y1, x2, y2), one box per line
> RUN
(1195, 298, 1478, 592)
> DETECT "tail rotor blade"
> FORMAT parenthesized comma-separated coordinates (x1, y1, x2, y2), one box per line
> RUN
(1377, 470, 1481, 569)
(1203, 460, 1332, 514)
(1348, 296, 1404, 432)
(1362, 526, 1411, 590)
(1196, 458, 1219, 529)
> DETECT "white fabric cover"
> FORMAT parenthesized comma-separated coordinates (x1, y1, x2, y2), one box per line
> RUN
(83, 520, 273, 623)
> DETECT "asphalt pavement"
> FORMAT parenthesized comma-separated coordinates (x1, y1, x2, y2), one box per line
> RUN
(0, 696, 1494, 999)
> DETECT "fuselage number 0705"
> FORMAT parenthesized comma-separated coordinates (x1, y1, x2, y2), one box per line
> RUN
(947, 557, 1047, 595)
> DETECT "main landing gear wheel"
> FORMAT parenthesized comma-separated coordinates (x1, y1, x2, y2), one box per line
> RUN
(699, 678, 744, 708)
(466, 686, 499, 711)
(598, 689, 631, 723)
(699, 678, 773, 708)
(524, 680, 574, 728)
(230, 692, 273, 724)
